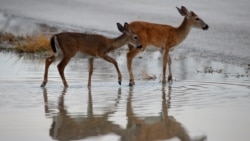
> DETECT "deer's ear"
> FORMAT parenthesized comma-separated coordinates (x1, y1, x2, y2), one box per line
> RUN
(117, 22, 125, 33)
(123, 22, 130, 32)
(190, 11, 197, 16)
(176, 7, 183, 16)
(177, 6, 190, 17)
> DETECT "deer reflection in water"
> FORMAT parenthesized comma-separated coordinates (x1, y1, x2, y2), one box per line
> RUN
(42, 86, 206, 141)
(43, 88, 122, 140)
(122, 86, 206, 141)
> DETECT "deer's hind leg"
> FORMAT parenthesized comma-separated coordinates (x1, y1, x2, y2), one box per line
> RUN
(57, 57, 71, 87)
(167, 55, 173, 83)
(41, 55, 56, 87)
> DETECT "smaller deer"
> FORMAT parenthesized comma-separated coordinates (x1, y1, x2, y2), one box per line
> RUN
(41, 23, 142, 87)
(127, 6, 209, 86)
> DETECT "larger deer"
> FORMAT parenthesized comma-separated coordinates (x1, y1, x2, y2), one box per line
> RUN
(41, 23, 142, 88)
(127, 6, 209, 86)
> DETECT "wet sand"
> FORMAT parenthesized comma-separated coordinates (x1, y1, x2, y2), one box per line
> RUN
(1, 0, 250, 141)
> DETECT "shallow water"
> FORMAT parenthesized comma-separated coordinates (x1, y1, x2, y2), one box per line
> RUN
(1, 0, 250, 140)
(0, 51, 249, 141)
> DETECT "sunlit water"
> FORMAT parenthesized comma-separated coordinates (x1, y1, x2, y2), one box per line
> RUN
(0, 51, 249, 141)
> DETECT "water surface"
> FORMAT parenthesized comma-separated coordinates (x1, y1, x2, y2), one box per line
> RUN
(0, 51, 249, 141)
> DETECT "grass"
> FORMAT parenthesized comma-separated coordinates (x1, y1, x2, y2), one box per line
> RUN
(0, 33, 16, 42)
(0, 32, 52, 53)
(16, 34, 51, 53)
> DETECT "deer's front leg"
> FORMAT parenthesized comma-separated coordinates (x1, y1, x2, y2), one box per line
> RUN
(87, 58, 94, 87)
(127, 47, 140, 86)
(162, 49, 170, 84)
(101, 55, 122, 85)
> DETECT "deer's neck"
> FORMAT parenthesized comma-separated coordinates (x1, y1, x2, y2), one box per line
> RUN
(110, 33, 127, 50)
(176, 17, 192, 43)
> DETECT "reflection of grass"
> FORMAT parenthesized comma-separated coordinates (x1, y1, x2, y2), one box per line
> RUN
(0, 32, 52, 53)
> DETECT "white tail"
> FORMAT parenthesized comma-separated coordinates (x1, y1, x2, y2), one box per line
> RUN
(41, 22, 142, 87)
(127, 6, 209, 86)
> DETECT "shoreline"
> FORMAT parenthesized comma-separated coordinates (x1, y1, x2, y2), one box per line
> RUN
(1, 10, 249, 67)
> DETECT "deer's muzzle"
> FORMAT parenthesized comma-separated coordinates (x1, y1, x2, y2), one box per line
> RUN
(137, 45, 143, 49)
(203, 25, 209, 30)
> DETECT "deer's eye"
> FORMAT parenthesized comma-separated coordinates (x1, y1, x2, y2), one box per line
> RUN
(134, 36, 138, 40)
(195, 18, 200, 21)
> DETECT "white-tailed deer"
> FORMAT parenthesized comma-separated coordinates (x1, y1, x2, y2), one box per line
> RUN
(127, 6, 209, 86)
(41, 23, 142, 87)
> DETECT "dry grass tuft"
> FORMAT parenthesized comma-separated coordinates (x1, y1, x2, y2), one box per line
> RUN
(0, 33, 16, 42)
(16, 34, 51, 53)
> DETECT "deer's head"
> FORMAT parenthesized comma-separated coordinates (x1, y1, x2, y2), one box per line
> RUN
(177, 6, 209, 30)
(117, 22, 142, 48)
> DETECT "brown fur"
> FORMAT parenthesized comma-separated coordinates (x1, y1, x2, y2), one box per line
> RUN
(129, 22, 179, 49)
(41, 23, 141, 87)
(126, 6, 209, 86)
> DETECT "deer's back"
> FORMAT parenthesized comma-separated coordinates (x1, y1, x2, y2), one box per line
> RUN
(129, 21, 178, 48)
(55, 32, 109, 56)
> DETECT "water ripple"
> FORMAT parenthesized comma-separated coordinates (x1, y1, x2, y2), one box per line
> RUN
(169, 80, 250, 112)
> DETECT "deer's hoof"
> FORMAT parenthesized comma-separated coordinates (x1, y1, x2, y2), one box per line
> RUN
(63, 82, 69, 88)
(40, 82, 46, 87)
(162, 79, 167, 84)
(168, 76, 173, 83)
(129, 81, 135, 87)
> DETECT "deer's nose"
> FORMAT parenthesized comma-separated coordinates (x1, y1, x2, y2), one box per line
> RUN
(137, 45, 142, 49)
(203, 25, 209, 30)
